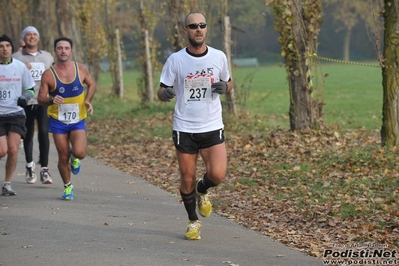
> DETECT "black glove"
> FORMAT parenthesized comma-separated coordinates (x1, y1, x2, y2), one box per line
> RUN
(162, 87, 176, 102)
(17, 95, 28, 107)
(211, 81, 227, 94)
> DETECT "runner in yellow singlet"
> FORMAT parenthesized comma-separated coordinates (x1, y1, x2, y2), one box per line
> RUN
(38, 37, 96, 200)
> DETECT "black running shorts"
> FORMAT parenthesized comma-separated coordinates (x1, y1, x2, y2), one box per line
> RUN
(172, 129, 225, 154)
(0, 115, 27, 138)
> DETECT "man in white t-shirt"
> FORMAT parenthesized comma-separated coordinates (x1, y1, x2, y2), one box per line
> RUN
(0, 34, 35, 196)
(13, 26, 54, 185)
(157, 12, 233, 240)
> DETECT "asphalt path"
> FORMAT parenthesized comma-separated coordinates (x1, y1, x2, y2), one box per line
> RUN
(0, 140, 323, 266)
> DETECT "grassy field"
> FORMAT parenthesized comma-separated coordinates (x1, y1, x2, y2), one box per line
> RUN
(94, 62, 383, 132)
(232, 62, 383, 130)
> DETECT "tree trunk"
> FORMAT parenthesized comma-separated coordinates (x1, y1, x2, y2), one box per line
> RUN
(56, 0, 70, 37)
(115, 29, 124, 99)
(136, 0, 159, 106)
(288, 59, 314, 130)
(164, 0, 189, 52)
(288, 0, 321, 130)
(343, 27, 352, 61)
(56, 0, 84, 63)
(271, 0, 323, 130)
(223, 16, 237, 116)
(145, 30, 154, 102)
(1, 0, 28, 41)
(381, 0, 399, 146)
(220, 0, 237, 116)
(105, 0, 122, 98)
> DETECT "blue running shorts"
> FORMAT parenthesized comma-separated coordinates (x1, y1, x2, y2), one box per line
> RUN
(48, 117, 86, 134)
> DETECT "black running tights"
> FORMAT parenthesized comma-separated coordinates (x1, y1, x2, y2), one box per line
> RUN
(23, 105, 49, 167)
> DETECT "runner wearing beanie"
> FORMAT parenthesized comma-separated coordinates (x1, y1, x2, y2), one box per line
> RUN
(13, 26, 54, 185)
(0, 34, 14, 53)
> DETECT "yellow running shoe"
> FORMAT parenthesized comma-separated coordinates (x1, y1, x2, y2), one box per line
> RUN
(196, 179, 212, 218)
(185, 220, 201, 240)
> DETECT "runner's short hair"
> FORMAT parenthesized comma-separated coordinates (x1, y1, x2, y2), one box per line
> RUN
(54, 37, 73, 49)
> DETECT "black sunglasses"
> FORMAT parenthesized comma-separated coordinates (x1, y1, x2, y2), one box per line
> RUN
(186, 23, 207, 29)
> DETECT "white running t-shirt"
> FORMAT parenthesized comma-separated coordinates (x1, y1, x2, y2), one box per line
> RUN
(160, 46, 230, 133)
(0, 59, 35, 115)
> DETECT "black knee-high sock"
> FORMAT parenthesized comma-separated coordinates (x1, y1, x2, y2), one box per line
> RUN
(196, 173, 217, 194)
(180, 190, 199, 221)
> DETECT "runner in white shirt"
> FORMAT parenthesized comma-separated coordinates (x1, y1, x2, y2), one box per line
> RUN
(0, 34, 35, 196)
(13, 26, 54, 185)
(158, 12, 233, 240)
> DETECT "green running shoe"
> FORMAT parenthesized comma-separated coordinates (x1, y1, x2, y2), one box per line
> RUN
(62, 184, 74, 200)
(70, 158, 81, 175)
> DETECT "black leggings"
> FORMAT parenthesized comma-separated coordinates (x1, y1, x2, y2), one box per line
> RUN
(23, 105, 49, 167)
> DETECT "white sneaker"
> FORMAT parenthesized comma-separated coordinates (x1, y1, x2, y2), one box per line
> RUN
(40, 169, 53, 184)
(25, 162, 37, 184)
(2, 183, 17, 196)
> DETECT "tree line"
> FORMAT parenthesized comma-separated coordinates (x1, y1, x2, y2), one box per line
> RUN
(4, 0, 399, 146)
(1, 0, 380, 79)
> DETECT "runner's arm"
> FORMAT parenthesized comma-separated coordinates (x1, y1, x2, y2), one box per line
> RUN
(37, 69, 53, 106)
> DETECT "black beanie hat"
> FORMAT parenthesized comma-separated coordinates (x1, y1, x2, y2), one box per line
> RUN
(0, 34, 14, 53)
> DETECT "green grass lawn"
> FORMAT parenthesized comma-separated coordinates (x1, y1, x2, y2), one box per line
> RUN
(231, 63, 382, 130)
(94, 62, 383, 131)
(321, 63, 382, 130)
